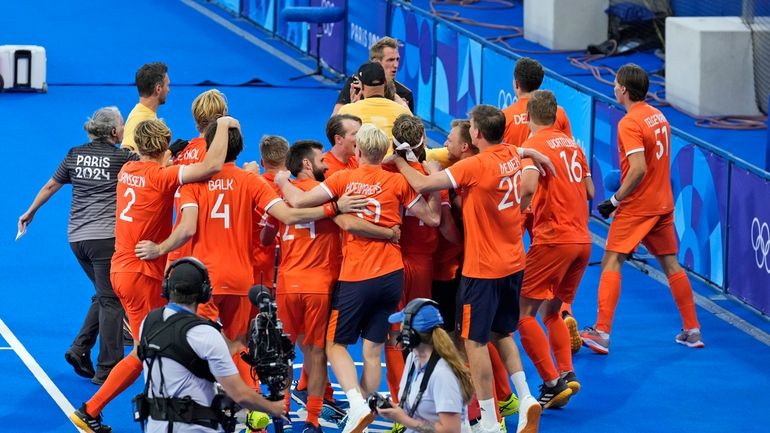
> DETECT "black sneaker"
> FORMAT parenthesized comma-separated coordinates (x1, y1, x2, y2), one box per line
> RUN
(70, 404, 112, 433)
(562, 371, 581, 396)
(65, 349, 95, 378)
(91, 370, 110, 385)
(537, 378, 573, 409)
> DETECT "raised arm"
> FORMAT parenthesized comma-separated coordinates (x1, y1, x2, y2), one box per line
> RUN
(393, 157, 453, 194)
(180, 116, 236, 183)
(18, 179, 64, 232)
(135, 206, 198, 260)
(405, 196, 440, 227)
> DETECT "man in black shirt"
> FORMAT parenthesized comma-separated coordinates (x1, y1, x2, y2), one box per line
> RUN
(332, 36, 414, 115)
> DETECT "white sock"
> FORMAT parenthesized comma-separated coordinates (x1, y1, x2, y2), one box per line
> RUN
(345, 388, 366, 409)
(479, 398, 498, 429)
(510, 371, 531, 399)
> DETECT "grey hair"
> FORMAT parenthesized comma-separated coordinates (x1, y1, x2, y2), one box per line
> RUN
(83, 106, 122, 141)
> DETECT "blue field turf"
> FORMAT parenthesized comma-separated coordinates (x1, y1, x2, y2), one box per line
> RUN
(2, 1, 770, 432)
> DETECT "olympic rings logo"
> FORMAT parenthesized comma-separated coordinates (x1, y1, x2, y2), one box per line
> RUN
(751, 217, 770, 273)
(498, 89, 513, 109)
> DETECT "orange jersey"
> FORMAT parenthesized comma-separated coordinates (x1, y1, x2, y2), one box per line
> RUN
(323, 151, 358, 178)
(400, 162, 442, 257)
(502, 96, 572, 147)
(169, 137, 208, 262)
(616, 102, 674, 216)
(277, 178, 341, 294)
(446, 144, 526, 278)
(522, 127, 591, 245)
(112, 161, 183, 280)
(180, 163, 282, 295)
(321, 164, 419, 281)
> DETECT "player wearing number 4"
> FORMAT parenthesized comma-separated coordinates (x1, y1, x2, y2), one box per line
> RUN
(390, 105, 555, 433)
(70, 117, 231, 433)
(580, 64, 704, 354)
(517, 90, 593, 408)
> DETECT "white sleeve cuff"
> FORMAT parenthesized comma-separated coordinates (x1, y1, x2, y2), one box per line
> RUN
(445, 170, 458, 190)
(625, 148, 645, 157)
(263, 197, 283, 213)
(319, 182, 335, 199)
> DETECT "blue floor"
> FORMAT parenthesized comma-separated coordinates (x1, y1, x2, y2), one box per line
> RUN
(2, 1, 770, 432)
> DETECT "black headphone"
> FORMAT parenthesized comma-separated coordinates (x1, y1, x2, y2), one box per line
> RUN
(161, 257, 212, 304)
(399, 298, 440, 349)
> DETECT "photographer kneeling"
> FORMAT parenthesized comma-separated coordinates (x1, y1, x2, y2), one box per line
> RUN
(135, 257, 284, 433)
(374, 298, 473, 433)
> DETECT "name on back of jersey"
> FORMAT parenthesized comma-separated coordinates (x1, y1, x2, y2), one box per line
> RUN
(499, 157, 521, 176)
(643, 113, 666, 128)
(119, 171, 145, 188)
(546, 137, 578, 150)
(345, 181, 382, 196)
(208, 179, 234, 191)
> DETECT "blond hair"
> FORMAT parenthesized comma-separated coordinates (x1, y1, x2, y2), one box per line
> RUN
(134, 119, 171, 158)
(369, 37, 399, 61)
(356, 123, 389, 162)
(192, 89, 228, 133)
(422, 328, 475, 404)
(260, 135, 289, 167)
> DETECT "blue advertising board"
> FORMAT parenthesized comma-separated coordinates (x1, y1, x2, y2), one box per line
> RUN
(346, 0, 388, 75)
(390, 2, 435, 121)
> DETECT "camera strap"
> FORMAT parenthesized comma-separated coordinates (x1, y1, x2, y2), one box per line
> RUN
(400, 352, 440, 418)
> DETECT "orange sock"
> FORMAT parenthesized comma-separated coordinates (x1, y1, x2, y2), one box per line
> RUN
(86, 355, 142, 417)
(384, 345, 405, 403)
(544, 313, 573, 373)
(595, 271, 622, 333)
(306, 395, 323, 427)
(518, 316, 559, 382)
(488, 343, 512, 402)
(560, 303, 573, 317)
(234, 352, 259, 390)
(668, 271, 700, 329)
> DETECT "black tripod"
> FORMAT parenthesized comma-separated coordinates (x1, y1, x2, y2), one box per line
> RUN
(291, 24, 328, 81)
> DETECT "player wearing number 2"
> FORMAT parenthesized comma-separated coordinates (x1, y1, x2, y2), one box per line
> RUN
(517, 90, 593, 408)
(391, 105, 557, 433)
(580, 64, 704, 354)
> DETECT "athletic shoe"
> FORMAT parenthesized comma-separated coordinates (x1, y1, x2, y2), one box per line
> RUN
(562, 314, 582, 355)
(65, 349, 95, 378)
(675, 329, 705, 348)
(292, 388, 309, 408)
(246, 410, 271, 433)
(515, 396, 541, 433)
(321, 399, 347, 428)
(498, 393, 519, 417)
(70, 404, 111, 433)
(537, 378, 572, 409)
(302, 422, 322, 433)
(580, 326, 610, 355)
(562, 371, 581, 396)
(340, 401, 375, 433)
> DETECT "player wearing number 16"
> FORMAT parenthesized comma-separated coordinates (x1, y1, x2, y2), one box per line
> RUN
(580, 64, 704, 355)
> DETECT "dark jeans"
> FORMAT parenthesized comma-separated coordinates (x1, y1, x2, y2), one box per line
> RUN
(69, 238, 124, 373)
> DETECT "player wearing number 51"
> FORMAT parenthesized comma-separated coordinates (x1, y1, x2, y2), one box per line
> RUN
(580, 64, 705, 355)
(18, 106, 136, 384)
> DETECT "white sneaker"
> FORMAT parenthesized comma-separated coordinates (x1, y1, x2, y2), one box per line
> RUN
(516, 395, 541, 433)
(340, 401, 375, 433)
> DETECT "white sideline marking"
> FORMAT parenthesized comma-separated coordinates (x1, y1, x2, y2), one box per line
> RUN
(590, 232, 770, 347)
(0, 346, 14, 350)
(180, 0, 330, 84)
(0, 318, 82, 431)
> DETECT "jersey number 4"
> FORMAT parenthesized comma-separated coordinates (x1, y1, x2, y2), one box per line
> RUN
(211, 193, 231, 229)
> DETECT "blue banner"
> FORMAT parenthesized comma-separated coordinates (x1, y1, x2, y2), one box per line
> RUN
(670, 138, 729, 286)
(433, 24, 482, 130)
(346, 0, 387, 75)
(727, 167, 770, 314)
(542, 76, 593, 159)
(244, 0, 276, 32)
(276, 0, 310, 52)
(480, 47, 515, 110)
(309, 0, 345, 73)
(212, 0, 240, 14)
(390, 2, 435, 122)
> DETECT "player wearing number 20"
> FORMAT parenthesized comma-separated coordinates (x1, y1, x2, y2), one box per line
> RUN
(517, 90, 592, 408)
(580, 64, 704, 355)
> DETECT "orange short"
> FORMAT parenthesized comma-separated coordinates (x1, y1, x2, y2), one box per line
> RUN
(606, 211, 678, 256)
(111, 272, 164, 340)
(277, 292, 332, 349)
(521, 243, 591, 303)
(197, 295, 251, 341)
(403, 255, 434, 305)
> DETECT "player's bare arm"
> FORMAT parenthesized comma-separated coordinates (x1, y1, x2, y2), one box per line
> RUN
(518, 147, 557, 177)
(519, 166, 540, 211)
(274, 170, 333, 207)
(267, 192, 367, 225)
(392, 156, 453, 194)
(135, 206, 198, 260)
(584, 175, 595, 200)
(615, 151, 646, 201)
(333, 215, 400, 242)
(180, 116, 238, 183)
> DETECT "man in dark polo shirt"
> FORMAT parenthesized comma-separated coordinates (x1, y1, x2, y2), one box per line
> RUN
(332, 36, 413, 115)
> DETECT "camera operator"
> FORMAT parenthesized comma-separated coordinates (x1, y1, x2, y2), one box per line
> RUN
(135, 257, 284, 433)
(374, 299, 473, 433)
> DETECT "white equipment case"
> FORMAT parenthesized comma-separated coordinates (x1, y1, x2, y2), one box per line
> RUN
(0, 45, 47, 92)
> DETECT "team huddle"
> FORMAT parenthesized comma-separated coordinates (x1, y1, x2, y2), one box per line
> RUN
(20, 36, 705, 433)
